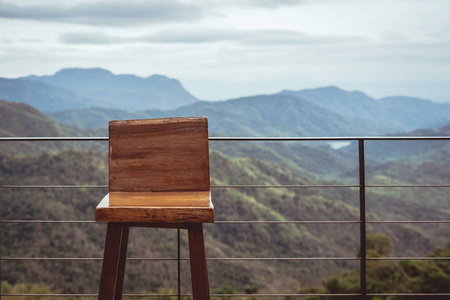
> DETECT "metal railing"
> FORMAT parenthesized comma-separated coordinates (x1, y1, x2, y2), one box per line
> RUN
(1, 136, 450, 299)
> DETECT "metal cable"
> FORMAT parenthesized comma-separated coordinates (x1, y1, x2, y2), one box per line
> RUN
(2, 293, 450, 297)
(2, 220, 450, 224)
(2, 136, 450, 141)
(2, 256, 448, 261)
(2, 184, 450, 189)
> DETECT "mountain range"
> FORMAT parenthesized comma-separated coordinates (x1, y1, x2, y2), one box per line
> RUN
(46, 88, 450, 137)
(1, 99, 449, 295)
(1, 68, 450, 137)
(0, 101, 450, 293)
(1, 68, 449, 296)
(280, 87, 450, 131)
(0, 68, 198, 111)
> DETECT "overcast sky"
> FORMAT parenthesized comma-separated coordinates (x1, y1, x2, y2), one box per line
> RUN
(1, 0, 449, 102)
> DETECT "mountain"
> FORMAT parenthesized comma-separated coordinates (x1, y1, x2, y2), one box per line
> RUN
(337, 123, 450, 163)
(173, 95, 382, 136)
(0, 100, 103, 155)
(1, 148, 442, 295)
(1, 100, 449, 295)
(46, 106, 160, 129)
(47, 85, 450, 137)
(280, 86, 450, 132)
(0, 99, 357, 180)
(279, 86, 379, 121)
(48, 94, 382, 136)
(3, 68, 449, 135)
(0, 100, 80, 137)
(0, 78, 95, 111)
(23, 68, 199, 111)
(378, 96, 450, 129)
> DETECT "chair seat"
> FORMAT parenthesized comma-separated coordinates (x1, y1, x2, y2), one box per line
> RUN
(96, 193, 214, 223)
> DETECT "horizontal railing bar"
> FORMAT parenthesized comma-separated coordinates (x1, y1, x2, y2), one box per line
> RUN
(3, 256, 448, 261)
(0, 294, 363, 298)
(0, 220, 97, 223)
(2, 220, 449, 224)
(366, 185, 450, 188)
(215, 184, 450, 188)
(3, 184, 449, 189)
(1, 257, 362, 261)
(210, 136, 450, 141)
(0, 294, 361, 297)
(213, 184, 359, 188)
(0, 220, 359, 224)
(214, 294, 450, 298)
(367, 257, 450, 260)
(210, 295, 360, 298)
(214, 220, 360, 224)
(368, 293, 450, 296)
(0, 257, 174, 261)
(367, 220, 450, 223)
(3, 293, 450, 297)
(1, 136, 449, 142)
(0, 137, 108, 141)
(366, 184, 450, 188)
(0, 294, 101, 297)
(0, 184, 357, 189)
(0, 185, 108, 189)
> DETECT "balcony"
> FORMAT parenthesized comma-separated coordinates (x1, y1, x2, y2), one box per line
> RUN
(1, 136, 450, 299)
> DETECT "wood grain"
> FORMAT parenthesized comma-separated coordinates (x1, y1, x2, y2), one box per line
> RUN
(109, 191, 211, 207)
(96, 194, 214, 223)
(109, 117, 210, 194)
(114, 225, 129, 300)
(98, 117, 212, 299)
(98, 223, 123, 300)
(188, 224, 210, 300)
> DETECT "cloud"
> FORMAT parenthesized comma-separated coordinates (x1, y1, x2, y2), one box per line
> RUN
(59, 32, 127, 44)
(59, 28, 368, 46)
(208, 0, 356, 9)
(229, 0, 306, 9)
(0, 0, 204, 26)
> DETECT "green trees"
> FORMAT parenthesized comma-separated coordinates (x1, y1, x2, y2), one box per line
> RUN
(300, 234, 450, 300)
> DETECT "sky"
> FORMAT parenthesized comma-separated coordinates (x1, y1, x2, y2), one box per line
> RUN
(0, 0, 449, 102)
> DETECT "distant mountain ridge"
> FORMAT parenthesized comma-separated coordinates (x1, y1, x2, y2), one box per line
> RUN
(0, 100, 104, 155)
(280, 86, 450, 132)
(1, 68, 450, 136)
(48, 94, 382, 136)
(23, 68, 198, 111)
(0, 68, 198, 111)
(47, 89, 450, 137)
(0, 77, 96, 111)
(0, 100, 82, 137)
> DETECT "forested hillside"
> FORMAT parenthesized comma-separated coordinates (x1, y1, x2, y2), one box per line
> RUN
(2, 147, 447, 294)
(1, 101, 449, 296)
(48, 94, 380, 137)
(0, 100, 104, 156)
(300, 235, 450, 299)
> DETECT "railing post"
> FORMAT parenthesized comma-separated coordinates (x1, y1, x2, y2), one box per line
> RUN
(177, 228, 181, 300)
(358, 139, 366, 299)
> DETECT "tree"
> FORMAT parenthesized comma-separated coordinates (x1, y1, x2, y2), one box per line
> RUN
(299, 235, 450, 300)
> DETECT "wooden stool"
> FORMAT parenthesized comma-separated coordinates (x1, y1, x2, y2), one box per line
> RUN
(96, 117, 214, 300)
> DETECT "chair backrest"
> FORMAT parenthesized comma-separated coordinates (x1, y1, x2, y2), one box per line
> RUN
(109, 117, 210, 193)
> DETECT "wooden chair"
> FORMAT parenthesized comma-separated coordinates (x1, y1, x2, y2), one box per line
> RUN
(96, 117, 214, 300)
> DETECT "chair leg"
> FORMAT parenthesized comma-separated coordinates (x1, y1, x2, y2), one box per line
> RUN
(114, 225, 129, 300)
(188, 223, 210, 300)
(98, 223, 128, 300)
